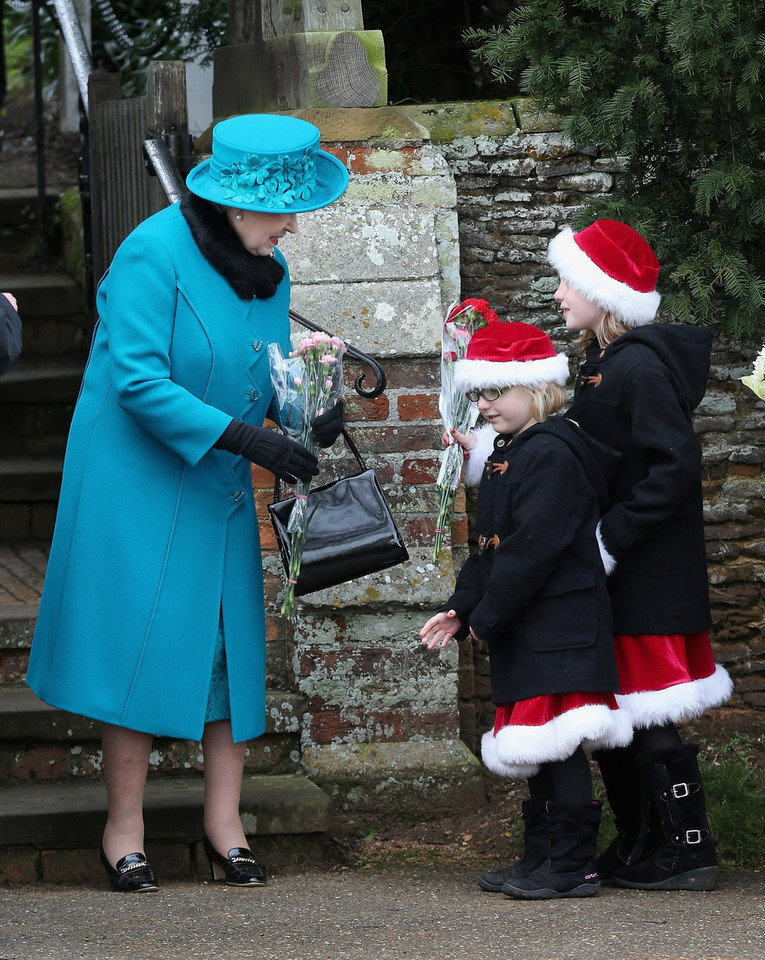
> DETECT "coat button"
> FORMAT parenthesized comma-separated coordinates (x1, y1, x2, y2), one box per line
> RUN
(232, 490, 245, 502)
(496, 438, 506, 448)
(247, 388, 260, 401)
(251, 339, 263, 352)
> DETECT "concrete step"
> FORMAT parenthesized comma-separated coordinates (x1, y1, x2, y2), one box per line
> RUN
(0, 359, 84, 403)
(0, 773, 331, 847)
(0, 188, 62, 268)
(0, 361, 81, 458)
(0, 460, 62, 539)
(0, 773, 337, 883)
(0, 187, 61, 226)
(0, 458, 62, 501)
(0, 271, 87, 358)
(0, 684, 308, 779)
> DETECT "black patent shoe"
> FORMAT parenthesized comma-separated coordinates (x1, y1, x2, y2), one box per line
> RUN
(203, 837, 267, 886)
(100, 846, 159, 893)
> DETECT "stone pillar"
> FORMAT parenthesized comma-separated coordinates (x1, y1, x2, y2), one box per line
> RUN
(214, 0, 387, 116)
(252, 107, 482, 826)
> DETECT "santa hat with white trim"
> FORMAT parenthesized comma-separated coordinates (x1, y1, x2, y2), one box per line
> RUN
(454, 322, 569, 392)
(547, 219, 661, 327)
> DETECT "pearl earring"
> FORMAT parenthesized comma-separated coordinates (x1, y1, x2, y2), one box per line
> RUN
(234, 212, 243, 221)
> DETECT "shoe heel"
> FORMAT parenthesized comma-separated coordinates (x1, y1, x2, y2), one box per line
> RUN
(209, 858, 226, 882)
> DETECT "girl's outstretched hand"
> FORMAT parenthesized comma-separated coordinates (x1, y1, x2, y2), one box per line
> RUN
(419, 609, 462, 650)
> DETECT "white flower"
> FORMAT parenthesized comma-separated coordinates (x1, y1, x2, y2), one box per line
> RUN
(741, 345, 765, 401)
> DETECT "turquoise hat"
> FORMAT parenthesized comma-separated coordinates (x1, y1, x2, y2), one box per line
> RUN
(186, 114, 349, 213)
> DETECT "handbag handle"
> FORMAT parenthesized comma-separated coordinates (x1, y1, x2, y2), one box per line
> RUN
(272, 426, 367, 503)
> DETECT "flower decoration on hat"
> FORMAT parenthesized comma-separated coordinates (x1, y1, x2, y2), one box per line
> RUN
(547, 219, 661, 327)
(218, 150, 318, 208)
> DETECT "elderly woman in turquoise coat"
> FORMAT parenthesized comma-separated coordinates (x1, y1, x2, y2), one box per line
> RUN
(26, 114, 348, 892)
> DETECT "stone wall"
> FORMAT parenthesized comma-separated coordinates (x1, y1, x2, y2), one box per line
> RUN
(424, 100, 765, 746)
(252, 102, 763, 804)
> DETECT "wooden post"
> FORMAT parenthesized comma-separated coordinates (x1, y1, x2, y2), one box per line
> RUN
(88, 61, 189, 286)
(215, 0, 387, 114)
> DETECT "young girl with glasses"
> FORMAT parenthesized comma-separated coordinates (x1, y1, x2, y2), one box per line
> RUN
(420, 321, 632, 900)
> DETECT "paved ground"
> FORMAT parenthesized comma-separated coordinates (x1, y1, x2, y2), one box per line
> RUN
(0, 542, 47, 606)
(0, 865, 762, 960)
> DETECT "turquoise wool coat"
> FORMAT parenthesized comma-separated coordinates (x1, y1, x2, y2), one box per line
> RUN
(26, 202, 292, 743)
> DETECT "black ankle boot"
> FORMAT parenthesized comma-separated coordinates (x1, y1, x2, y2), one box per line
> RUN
(502, 801, 602, 900)
(612, 744, 718, 891)
(477, 799, 547, 892)
(100, 847, 159, 893)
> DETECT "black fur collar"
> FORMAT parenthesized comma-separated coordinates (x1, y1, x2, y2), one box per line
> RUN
(180, 192, 285, 300)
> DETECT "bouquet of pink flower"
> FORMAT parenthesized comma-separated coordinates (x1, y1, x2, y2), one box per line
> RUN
(268, 332, 347, 617)
(433, 298, 500, 563)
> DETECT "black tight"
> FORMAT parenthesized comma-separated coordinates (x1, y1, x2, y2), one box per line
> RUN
(527, 746, 593, 805)
(632, 722, 684, 755)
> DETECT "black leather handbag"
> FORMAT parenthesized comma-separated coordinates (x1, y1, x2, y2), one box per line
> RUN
(267, 428, 409, 597)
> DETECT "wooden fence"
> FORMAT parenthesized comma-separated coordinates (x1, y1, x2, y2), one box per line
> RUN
(87, 61, 189, 286)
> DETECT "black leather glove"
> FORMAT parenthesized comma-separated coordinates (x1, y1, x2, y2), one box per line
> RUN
(215, 420, 319, 484)
(311, 400, 344, 449)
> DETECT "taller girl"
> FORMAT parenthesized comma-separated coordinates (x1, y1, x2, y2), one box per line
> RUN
(548, 220, 733, 891)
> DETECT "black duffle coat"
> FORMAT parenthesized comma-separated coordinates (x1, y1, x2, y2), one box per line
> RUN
(446, 417, 619, 706)
(565, 324, 713, 635)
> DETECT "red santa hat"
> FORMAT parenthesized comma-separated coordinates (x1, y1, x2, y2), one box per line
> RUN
(454, 322, 569, 392)
(547, 219, 661, 327)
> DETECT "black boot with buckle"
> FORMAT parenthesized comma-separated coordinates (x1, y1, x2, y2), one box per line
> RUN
(594, 745, 662, 883)
(612, 744, 718, 891)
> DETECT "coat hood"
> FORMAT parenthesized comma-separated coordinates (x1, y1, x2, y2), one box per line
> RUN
(511, 416, 620, 512)
(607, 324, 713, 411)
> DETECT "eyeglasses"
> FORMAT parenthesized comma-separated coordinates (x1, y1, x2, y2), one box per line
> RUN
(466, 386, 507, 403)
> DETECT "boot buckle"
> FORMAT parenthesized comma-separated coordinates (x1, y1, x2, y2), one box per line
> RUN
(685, 829, 704, 844)
(672, 782, 691, 799)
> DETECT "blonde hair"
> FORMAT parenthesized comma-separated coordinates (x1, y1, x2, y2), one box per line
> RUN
(526, 382, 567, 423)
(578, 311, 629, 351)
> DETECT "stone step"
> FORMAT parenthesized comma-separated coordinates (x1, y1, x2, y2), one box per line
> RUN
(0, 188, 62, 267)
(0, 458, 62, 501)
(0, 602, 38, 653)
(0, 461, 61, 540)
(0, 773, 336, 883)
(0, 684, 308, 779)
(0, 359, 84, 404)
(0, 271, 87, 358)
(0, 362, 81, 458)
(0, 187, 61, 225)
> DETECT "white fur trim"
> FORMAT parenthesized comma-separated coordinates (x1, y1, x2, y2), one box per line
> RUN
(616, 663, 734, 729)
(596, 521, 617, 575)
(454, 353, 570, 391)
(462, 423, 497, 487)
(481, 729, 540, 778)
(547, 228, 661, 327)
(481, 704, 633, 778)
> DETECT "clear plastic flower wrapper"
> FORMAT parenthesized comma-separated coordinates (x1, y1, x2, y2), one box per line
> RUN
(433, 298, 500, 564)
(268, 332, 346, 618)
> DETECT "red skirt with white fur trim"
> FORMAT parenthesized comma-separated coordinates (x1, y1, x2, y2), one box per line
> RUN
(481, 692, 633, 779)
(613, 630, 733, 729)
